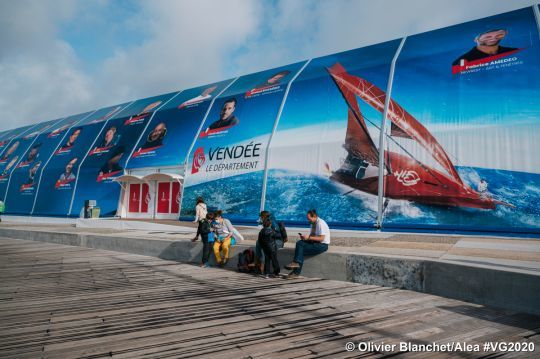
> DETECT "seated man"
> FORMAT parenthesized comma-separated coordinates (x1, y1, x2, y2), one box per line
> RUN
(285, 209, 330, 279)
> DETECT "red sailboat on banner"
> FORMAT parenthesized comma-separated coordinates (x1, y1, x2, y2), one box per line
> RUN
(326, 63, 510, 209)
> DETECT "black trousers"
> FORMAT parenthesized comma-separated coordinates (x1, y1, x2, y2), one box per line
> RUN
(200, 234, 211, 264)
(260, 240, 280, 275)
(195, 220, 203, 238)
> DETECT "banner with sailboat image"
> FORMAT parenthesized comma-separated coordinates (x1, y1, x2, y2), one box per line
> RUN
(264, 6, 540, 233)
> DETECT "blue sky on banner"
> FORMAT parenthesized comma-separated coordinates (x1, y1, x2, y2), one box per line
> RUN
(1, 0, 537, 131)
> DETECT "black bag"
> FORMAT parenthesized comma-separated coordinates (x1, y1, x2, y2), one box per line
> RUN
(237, 248, 255, 272)
(277, 221, 288, 243)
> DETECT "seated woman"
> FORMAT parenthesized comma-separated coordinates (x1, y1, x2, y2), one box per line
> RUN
(212, 210, 235, 266)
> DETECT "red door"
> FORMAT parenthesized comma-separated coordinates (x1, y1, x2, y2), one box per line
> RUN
(157, 182, 171, 213)
(128, 183, 141, 213)
(171, 182, 180, 213)
(141, 183, 149, 213)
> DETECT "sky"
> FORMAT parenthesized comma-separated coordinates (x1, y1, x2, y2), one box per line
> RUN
(0, 0, 538, 131)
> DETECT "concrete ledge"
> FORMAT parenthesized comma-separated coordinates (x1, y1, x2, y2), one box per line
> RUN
(75, 218, 194, 232)
(1, 227, 539, 315)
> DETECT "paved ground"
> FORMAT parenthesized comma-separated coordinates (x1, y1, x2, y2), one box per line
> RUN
(0, 237, 538, 358)
(2, 220, 540, 274)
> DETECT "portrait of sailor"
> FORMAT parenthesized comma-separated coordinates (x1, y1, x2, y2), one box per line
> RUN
(19, 143, 41, 166)
(99, 126, 119, 148)
(179, 86, 218, 108)
(1, 141, 20, 162)
(452, 29, 518, 66)
(138, 101, 162, 116)
(59, 128, 82, 151)
(58, 158, 78, 182)
(141, 122, 167, 150)
(98, 146, 124, 179)
(1, 156, 19, 177)
(91, 106, 122, 123)
(25, 161, 42, 185)
(253, 70, 290, 89)
(207, 98, 239, 131)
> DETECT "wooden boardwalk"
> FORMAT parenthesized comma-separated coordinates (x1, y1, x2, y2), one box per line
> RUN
(0, 238, 538, 358)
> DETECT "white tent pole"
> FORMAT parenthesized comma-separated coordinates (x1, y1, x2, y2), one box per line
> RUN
(259, 59, 311, 213)
(376, 37, 407, 229)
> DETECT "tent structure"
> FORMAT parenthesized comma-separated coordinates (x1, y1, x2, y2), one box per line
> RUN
(1, 5, 539, 235)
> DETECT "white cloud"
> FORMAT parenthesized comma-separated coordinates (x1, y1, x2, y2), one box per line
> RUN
(97, 0, 263, 101)
(0, 0, 538, 131)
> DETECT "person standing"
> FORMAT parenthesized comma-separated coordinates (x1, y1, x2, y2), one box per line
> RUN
(255, 211, 286, 274)
(285, 209, 330, 279)
(258, 219, 280, 278)
(192, 197, 208, 241)
(193, 213, 214, 267)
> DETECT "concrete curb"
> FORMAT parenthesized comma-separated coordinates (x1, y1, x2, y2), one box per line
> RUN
(1, 227, 539, 315)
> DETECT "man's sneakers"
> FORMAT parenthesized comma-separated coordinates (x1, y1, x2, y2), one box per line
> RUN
(286, 272, 300, 280)
(284, 262, 300, 270)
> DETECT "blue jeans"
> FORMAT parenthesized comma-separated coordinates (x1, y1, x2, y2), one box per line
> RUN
(256, 238, 284, 262)
(293, 241, 328, 274)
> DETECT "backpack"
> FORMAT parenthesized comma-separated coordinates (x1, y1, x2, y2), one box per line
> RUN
(237, 248, 255, 272)
(277, 221, 288, 242)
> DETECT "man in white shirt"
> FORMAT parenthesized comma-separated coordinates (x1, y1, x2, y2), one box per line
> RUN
(285, 209, 330, 279)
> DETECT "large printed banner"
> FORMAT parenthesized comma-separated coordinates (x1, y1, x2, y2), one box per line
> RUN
(127, 80, 233, 169)
(0, 6, 538, 234)
(4, 114, 92, 214)
(181, 62, 307, 221)
(380, 7, 540, 232)
(32, 104, 130, 216)
(0, 120, 61, 201)
(265, 7, 540, 233)
(69, 92, 178, 216)
(264, 41, 401, 226)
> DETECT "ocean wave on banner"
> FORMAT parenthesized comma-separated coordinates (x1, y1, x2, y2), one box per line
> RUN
(265, 169, 378, 224)
(182, 171, 264, 221)
(265, 167, 540, 229)
(384, 166, 540, 228)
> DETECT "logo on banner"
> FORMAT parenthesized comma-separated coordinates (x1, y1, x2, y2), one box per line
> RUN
(452, 50, 522, 75)
(55, 178, 75, 189)
(190, 142, 263, 175)
(395, 170, 420, 186)
(124, 113, 150, 126)
(97, 170, 122, 182)
(89, 145, 114, 156)
(54, 146, 72, 156)
(245, 84, 281, 98)
(20, 183, 35, 192)
(192, 147, 206, 174)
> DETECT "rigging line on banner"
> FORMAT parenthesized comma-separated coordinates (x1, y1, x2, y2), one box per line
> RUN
(360, 112, 448, 187)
